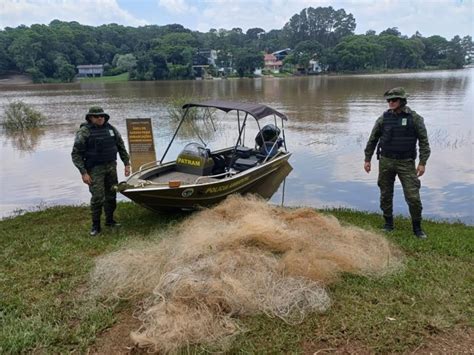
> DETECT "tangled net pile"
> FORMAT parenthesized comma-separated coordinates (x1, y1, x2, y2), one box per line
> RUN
(91, 195, 403, 352)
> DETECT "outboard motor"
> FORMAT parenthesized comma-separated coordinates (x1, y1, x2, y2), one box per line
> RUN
(176, 142, 214, 175)
(255, 124, 283, 157)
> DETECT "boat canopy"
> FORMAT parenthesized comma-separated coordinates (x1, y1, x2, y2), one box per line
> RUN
(182, 100, 288, 121)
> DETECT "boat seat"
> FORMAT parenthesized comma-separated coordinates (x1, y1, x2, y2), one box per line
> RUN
(232, 156, 259, 172)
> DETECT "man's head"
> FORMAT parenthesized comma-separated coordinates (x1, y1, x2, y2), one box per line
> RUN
(384, 87, 408, 110)
(85, 106, 110, 126)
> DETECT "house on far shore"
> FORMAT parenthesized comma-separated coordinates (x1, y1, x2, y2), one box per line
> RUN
(192, 49, 218, 78)
(77, 64, 104, 78)
(264, 53, 283, 73)
(272, 48, 291, 61)
(309, 59, 324, 74)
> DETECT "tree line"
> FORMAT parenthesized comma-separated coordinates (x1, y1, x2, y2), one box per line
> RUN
(0, 6, 472, 83)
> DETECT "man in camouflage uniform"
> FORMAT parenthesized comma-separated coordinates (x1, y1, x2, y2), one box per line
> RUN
(364, 87, 431, 238)
(72, 106, 131, 236)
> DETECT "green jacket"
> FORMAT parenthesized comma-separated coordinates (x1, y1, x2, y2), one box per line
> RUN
(364, 106, 431, 165)
(71, 123, 130, 175)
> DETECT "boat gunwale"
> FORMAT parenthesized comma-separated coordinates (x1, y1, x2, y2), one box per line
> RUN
(123, 152, 291, 193)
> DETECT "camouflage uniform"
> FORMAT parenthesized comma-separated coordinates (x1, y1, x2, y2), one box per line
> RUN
(71, 108, 130, 229)
(365, 90, 430, 231)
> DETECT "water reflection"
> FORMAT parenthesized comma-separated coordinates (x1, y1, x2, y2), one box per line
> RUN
(0, 69, 472, 223)
(255, 161, 293, 201)
(3, 127, 45, 152)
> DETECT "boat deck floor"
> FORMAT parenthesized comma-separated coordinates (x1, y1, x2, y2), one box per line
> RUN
(148, 170, 219, 185)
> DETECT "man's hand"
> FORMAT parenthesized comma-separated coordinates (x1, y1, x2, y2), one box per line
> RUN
(416, 164, 426, 177)
(125, 165, 131, 177)
(364, 161, 371, 173)
(82, 173, 92, 185)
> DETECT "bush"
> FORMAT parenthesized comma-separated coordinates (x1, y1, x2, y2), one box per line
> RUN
(166, 97, 217, 141)
(2, 101, 47, 130)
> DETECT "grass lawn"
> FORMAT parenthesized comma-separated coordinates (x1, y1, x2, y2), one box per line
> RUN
(78, 72, 129, 83)
(0, 203, 472, 353)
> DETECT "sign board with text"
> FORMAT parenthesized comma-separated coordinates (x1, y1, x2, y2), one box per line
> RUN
(126, 118, 157, 172)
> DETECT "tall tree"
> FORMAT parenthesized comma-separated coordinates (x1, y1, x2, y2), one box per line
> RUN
(283, 7, 356, 48)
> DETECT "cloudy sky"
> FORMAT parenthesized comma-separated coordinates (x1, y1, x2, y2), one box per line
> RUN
(1, 0, 473, 39)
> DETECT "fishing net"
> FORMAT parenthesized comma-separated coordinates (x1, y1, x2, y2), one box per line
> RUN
(91, 195, 403, 352)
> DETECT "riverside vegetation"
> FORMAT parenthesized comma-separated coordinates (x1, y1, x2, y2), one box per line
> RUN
(0, 6, 472, 82)
(0, 201, 472, 353)
(1, 101, 47, 130)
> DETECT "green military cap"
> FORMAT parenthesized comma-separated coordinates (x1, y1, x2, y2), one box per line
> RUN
(383, 87, 409, 100)
(85, 106, 110, 121)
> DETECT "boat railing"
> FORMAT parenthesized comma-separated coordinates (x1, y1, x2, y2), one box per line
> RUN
(138, 160, 161, 172)
(194, 170, 238, 184)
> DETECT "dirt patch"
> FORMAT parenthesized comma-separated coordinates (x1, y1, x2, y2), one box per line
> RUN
(302, 340, 372, 354)
(412, 326, 473, 354)
(89, 312, 142, 355)
(0, 74, 33, 85)
(301, 326, 473, 354)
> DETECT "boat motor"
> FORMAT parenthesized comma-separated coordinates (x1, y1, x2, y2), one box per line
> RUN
(255, 124, 283, 157)
(176, 142, 214, 175)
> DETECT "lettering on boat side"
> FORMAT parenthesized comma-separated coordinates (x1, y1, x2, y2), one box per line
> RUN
(204, 176, 250, 194)
(177, 157, 202, 167)
(182, 188, 194, 198)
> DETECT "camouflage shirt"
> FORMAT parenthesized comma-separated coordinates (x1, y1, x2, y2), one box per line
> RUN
(364, 106, 431, 165)
(71, 122, 130, 175)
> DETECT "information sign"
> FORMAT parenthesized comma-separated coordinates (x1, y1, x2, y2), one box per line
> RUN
(126, 118, 157, 172)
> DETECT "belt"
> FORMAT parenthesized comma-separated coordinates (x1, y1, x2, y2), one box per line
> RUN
(381, 152, 414, 160)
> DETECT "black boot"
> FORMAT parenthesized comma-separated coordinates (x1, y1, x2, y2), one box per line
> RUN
(105, 216, 121, 227)
(412, 220, 427, 239)
(90, 220, 101, 236)
(382, 215, 394, 232)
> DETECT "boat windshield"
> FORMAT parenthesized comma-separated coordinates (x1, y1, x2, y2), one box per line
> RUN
(181, 142, 210, 159)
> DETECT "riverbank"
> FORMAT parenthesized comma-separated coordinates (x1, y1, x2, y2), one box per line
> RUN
(1, 67, 465, 86)
(1, 202, 472, 353)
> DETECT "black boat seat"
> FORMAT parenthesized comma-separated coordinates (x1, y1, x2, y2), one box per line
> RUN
(233, 157, 259, 171)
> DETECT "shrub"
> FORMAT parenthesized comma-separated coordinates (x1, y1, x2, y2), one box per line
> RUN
(2, 101, 47, 130)
(166, 97, 217, 141)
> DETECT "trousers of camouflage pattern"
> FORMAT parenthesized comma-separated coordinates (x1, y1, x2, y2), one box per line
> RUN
(88, 162, 118, 222)
(377, 156, 422, 221)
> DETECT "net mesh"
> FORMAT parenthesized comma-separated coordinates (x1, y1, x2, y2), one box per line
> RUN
(91, 195, 403, 352)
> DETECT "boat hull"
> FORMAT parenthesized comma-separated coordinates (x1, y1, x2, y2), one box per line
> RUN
(121, 153, 291, 212)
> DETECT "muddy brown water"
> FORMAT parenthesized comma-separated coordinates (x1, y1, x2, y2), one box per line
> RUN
(0, 69, 472, 223)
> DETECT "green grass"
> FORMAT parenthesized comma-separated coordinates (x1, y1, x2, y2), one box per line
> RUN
(78, 72, 129, 83)
(0, 203, 472, 353)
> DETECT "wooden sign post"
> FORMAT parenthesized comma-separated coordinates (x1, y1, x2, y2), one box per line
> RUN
(126, 118, 157, 172)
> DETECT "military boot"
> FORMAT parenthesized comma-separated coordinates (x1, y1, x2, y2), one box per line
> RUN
(382, 215, 394, 232)
(105, 216, 121, 228)
(412, 220, 427, 239)
(90, 220, 101, 237)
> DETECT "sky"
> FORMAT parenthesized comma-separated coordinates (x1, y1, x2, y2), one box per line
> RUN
(1, 0, 473, 39)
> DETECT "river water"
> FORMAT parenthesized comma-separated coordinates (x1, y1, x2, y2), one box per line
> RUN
(1, 69, 473, 224)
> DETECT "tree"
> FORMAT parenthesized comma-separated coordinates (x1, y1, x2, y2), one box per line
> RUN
(291, 40, 323, 72)
(115, 53, 137, 72)
(54, 56, 76, 82)
(234, 50, 263, 77)
(380, 27, 401, 37)
(283, 6, 356, 48)
(246, 28, 265, 40)
(130, 50, 169, 80)
(330, 35, 384, 71)
(421, 35, 449, 66)
(441, 35, 465, 69)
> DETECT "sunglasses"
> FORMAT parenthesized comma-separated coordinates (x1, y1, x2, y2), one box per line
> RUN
(386, 98, 400, 103)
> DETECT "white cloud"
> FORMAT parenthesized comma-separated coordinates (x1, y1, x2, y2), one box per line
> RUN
(194, 0, 473, 38)
(1, 0, 472, 39)
(158, 0, 196, 14)
(0, 0, 148, 29)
